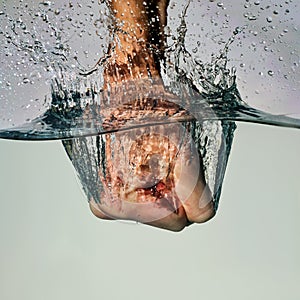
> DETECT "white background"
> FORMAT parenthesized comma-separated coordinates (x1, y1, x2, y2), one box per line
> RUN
(0, 0, 299, 299)
(0, 122, 299, 300)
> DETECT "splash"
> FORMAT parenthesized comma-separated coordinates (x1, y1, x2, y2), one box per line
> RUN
(0, 0, 299, 139)
(0, 0, 299, 230)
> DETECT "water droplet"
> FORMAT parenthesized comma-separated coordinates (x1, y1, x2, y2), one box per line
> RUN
(248, 15, 257, 21)
(40, 1, 51, 7)
(266, 17, 273, 23)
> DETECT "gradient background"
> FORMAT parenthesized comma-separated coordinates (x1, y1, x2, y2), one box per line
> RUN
(0, 0, 299, 299)
(0, 123, 299, 300)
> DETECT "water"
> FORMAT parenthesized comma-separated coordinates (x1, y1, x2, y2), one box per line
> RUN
(0, 0, 299, 140)
(0, 0, 299, 229)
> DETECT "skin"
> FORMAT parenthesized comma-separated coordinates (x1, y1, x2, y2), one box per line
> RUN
(102, 0, 168, 86)
(88, 0, 216, 231)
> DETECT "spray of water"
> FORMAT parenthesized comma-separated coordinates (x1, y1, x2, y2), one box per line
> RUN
(0, 0, 299, 139)
(0, 0, 299, 230)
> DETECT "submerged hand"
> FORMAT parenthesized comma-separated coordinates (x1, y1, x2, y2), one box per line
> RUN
(85, 0, 215, 231)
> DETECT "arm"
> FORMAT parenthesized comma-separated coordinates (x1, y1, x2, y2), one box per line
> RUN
(103, 0, 169, 85)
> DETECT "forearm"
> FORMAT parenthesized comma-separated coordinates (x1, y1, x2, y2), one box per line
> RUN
(104, 0, 169, 83)
(108, 0, 168, 44)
